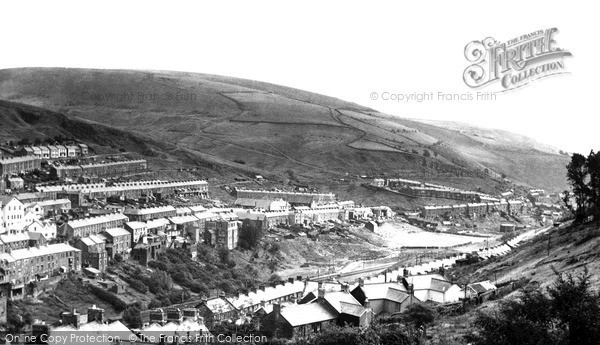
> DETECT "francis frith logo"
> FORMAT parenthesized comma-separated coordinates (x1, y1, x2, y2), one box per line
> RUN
(463, 28, 572, 91)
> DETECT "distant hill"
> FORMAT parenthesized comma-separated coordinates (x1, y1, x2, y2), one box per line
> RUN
(0, 67, 570, 192)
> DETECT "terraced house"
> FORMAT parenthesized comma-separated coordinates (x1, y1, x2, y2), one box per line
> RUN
(204, 218, 239, 250)
(58, 213, 129, 239)
(50, 180, 209, 206)
(74, 234, 108, 272)
(123, 205, 177, 222)
(0, 156, 41, 177)
(100, 227, 131, 260)
(0, 243, 81, 299)
(50, 159, 148, 179)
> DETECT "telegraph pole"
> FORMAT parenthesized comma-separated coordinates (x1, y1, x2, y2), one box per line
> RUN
(463, 280, 469, 313)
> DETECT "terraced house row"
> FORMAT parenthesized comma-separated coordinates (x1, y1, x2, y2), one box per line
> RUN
(421, 199, 528, 219)
(50, 159, 148, 179)
(17, 143, 89, 159)
(235, 188, 337, 207)
(372, 178, 493, 202)
(36, 179, 209, 206)
(0, 242, 81, 299)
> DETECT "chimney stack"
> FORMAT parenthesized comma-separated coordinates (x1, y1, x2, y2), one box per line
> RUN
(87, 305, 105, 323)
(149, 308, 166, 326)
(166, 308, 183, 323)
(318, 286, 325, 300)
(358, 278, 364, 287)
(61, 309, 81, 328)
(364, 298, 371, 310)
(182, 308, 199, 322)
(32, 320, 50, 341)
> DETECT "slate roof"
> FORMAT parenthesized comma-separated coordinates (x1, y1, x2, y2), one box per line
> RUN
(340, 301, 368, 317)
(323, 291, 362, 314)
(280, 302, 337, 327)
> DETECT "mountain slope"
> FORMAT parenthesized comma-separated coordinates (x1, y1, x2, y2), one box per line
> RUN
(0, 67, 570, 191)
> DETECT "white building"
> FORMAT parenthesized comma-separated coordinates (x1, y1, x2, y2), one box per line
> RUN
(0, 196, 27, 234)
(25, 220, 57, 240)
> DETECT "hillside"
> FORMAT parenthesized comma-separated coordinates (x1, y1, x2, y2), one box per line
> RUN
(0, 67, 570, 193)
(450, 221, 600, 289)
(0, 99, 266, 180)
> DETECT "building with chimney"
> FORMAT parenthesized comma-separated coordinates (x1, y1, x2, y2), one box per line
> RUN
(259, 283, 372, 339)
(73, 235, 108, 272)
(204, 218, 239, 250)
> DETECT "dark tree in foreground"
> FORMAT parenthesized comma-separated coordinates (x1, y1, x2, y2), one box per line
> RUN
(402, 303, 437, 338)
(238, 219, 264, 249)
(565, 150, 600, 222)
(122, 305, 143, 328)
(470, 269, 600, 345)
(311, 325, 379, 345)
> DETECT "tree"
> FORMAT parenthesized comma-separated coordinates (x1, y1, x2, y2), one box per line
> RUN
(586, 150, 600, 217)
(268, 273, 282, 282)
(566, 153, 590, 222)
(423, 149, 431, 157)
(471, 288, 559, 345)
(402, 303, 437, 338)
(547, 268, 600, 345)
(267, 242, 281, 255)
(312, 325, 379, 345)
(122, 306, 143, 328)
(218, 247, 231, 264)
(149, 269, 173, 293)
(238, 219, 263, 249)
(471, 269, 600, 345)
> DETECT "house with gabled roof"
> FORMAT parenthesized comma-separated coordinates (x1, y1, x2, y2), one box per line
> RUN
(73, 235, 108, 272)
(351, 281, 416, 315)
(260, 283, 372, 339)
(195, 295, 238, 327)
(101, 228, 131, 260)
(401, 273, 462, 304)
(465, 280, 497, 299)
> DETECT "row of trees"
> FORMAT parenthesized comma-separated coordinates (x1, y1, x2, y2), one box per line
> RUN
(564, 150, 600, 222)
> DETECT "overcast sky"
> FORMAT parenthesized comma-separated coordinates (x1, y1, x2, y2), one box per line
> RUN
(0, 0, 597, 154)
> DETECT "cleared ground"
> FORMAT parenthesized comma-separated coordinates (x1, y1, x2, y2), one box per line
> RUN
(375, 221, 489, 248)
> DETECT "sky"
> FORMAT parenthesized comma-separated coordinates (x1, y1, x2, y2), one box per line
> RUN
(0, 0, 597, 154)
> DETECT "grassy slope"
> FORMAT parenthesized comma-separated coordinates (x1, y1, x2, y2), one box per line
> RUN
(450, 222, 600, 289)
(0, 67, 569, 192)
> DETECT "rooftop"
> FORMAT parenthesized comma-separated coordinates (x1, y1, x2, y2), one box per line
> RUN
(279, 302, 337, 327)
(7, 243, 80, 261)
(65, 213, 129, 229)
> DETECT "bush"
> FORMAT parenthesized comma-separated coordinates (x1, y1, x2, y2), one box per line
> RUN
(88, 285, 127, 311)
(148, 299, 162, 309)
(122, 306, 142, 328)
(471, 269, 600, 345)
(120, 275, 149, 294)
